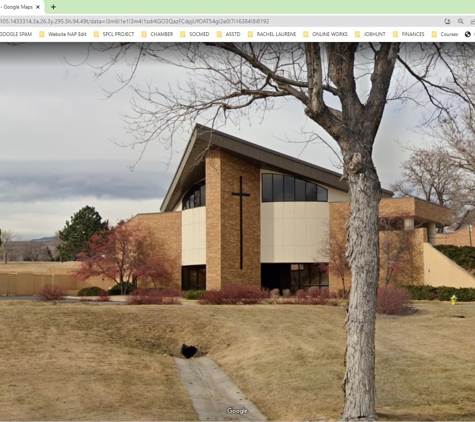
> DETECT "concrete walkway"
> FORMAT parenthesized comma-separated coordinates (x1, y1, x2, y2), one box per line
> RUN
(174, 357, 267, 421)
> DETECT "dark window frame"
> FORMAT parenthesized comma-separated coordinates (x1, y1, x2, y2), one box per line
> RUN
(261, 174, 328, 203)
(290, 263, 329, 292)
(182, 265, 206, 291)
(183, 182, 206, 210)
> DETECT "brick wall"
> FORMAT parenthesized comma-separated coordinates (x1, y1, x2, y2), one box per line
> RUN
(379, 197, 452, 226)
(436, 227, 474, 247)
(206, 149, 261, 289)
(329, 201, 427, 293)
(129, 212, 182, 289)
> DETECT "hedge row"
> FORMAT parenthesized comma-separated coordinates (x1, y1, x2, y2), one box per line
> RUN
(434, 245, 475, 273)
(402, 285, 475, 301)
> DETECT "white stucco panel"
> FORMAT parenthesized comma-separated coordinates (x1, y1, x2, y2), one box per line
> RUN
(261, 202, 329, 263)
(182, 207, 206, 265)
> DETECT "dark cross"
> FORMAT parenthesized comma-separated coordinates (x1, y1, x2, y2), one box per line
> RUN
(232, 176, 250, 270)
(51, 4, 56, 9)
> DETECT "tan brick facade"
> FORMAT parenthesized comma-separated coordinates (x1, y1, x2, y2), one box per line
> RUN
(128, 125, 458, 292)
(379, 197, 452, 225)
(329, 199, 431, 294)
(129, 212, 182, 290)
(206, 150, 261, 289)
(436, 227, 475, 247)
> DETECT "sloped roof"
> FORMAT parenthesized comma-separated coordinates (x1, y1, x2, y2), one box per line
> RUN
(160, 125, 393, 212)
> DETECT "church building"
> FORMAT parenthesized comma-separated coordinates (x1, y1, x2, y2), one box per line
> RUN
(131, 125, 455, 293)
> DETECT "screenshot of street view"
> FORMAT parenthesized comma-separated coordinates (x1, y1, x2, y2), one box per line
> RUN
(2, 0, 475, 420)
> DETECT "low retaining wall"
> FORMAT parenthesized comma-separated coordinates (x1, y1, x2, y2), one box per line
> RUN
(423, 242, 475, 288)
(0, 272, 115, 296)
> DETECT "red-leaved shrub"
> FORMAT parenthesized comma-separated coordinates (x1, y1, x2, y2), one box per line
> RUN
(199, 284, 269, 305)
(127, 288, 181, 305)
(97, 290, 110, 302)
(38, 284, 65, 301)
(376, 286, 412, 315)
(296, 290, 309, 304)
(291, 287, 335, 305)
(308, 287, 334, 305)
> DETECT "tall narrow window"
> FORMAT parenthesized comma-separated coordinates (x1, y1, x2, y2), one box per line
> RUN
(317, 185, 328, 202)
(200, 185, 206, 206)
(262, 174, 273, 202)
(284, 176, 295, 201)
(273, 174, 284, 202)
(305, 182, 317, 201)
(295, 178, 306, 201)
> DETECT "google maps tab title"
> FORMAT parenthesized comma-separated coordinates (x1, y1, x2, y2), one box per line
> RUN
(0, 0, 44, 14)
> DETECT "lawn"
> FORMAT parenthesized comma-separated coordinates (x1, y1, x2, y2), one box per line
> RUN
(0, 301, 474, 420)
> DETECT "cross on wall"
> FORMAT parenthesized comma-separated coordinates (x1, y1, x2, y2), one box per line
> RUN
(232, 176, 250, 270)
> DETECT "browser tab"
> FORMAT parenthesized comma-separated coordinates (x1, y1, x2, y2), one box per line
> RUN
(1, 0, 44, 14)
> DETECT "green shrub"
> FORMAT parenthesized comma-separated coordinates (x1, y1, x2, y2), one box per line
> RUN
(77, 286, 106, 297)
(435, 245, 475, 273)
(436, 286, 458, 301)
(402, 285, 475, 302)
(108, 283, 136, 295)
(402, 285, 437, 301)
(183, 290, 205, 300)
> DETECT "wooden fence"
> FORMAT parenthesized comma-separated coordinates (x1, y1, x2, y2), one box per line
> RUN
(0, 272, 115, 296)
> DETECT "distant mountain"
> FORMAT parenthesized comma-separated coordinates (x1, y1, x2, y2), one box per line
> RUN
(30, 237, 55, 242)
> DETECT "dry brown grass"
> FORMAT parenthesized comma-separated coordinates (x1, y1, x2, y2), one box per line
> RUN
(1, 301, 475, 420)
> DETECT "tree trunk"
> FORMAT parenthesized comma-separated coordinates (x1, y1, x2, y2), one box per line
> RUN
(341, 156, 381, 421)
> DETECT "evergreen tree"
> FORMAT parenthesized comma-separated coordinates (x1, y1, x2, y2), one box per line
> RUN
(57, 206, 108, 262)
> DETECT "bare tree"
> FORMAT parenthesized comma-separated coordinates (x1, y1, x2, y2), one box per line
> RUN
(430, 110, 475, 205)
(391, 147, 460, 206)
(20, 241, 52, 262)
(89, 42, 475, 421)
(319, 223, 350, 296)
(378, 217, 415, 286)
(390, 146, 466, 228)
(1, 229, 17, 263)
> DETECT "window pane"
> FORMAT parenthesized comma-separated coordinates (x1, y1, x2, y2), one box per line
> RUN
(184, 198, 189, 210)
(197, 267, 206, 290)
(200, 185, 206, 206)
(310, 264, 320, 287)
(273, 174, 284, 202)
(194, 188, 200, 207)
(262, 174, 273, 202)
(295, 178, 306, 201)
(189, 194, 195, 208)
(305, 182, 317, 201)
(291, 267, 300, 291)
(284, 176, 295, 201)
(189, 267, 198, 288)
(317, 185, 328, 202)
(301, 264, 310, 284)
(182, 267, 190, 290)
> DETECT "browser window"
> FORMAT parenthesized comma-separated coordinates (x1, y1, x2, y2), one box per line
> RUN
(1, 1, 473, 421)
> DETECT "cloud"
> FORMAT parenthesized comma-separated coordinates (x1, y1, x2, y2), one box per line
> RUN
(0, 197, 163, 240)
(0, 159, 173, 202)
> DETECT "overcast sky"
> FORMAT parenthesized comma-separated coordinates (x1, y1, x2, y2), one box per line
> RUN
(0, 43, 425, 239)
